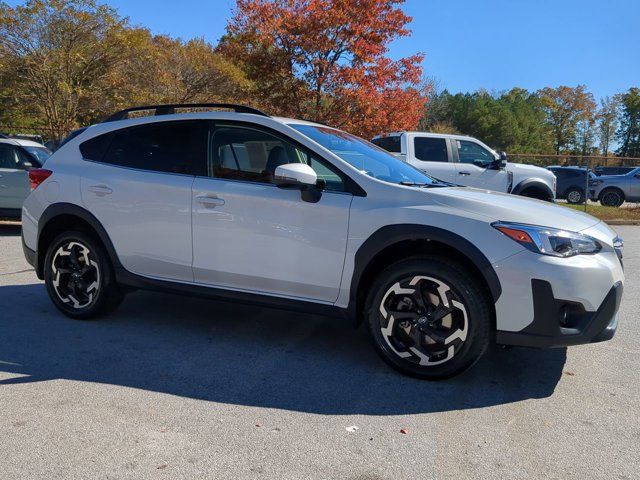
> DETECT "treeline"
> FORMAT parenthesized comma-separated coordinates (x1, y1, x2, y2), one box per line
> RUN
(0, 0, 427, 140)
(421, 85, 640, 157)
(1, 0, 639, 157)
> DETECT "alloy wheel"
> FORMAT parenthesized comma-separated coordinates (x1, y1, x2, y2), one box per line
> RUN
(602, 191, 623, 207)
(567, 190, 583, 204)
(378, 275, 468, 366)
(50, 241, 101, 309)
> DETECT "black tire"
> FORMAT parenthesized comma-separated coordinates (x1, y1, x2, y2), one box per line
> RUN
(519, 188, 550, 201)
(565, 187, 585, 205)
(43, 230, 124, 319)
(364, 255, 492, 379)
(599, 188, 624, 207)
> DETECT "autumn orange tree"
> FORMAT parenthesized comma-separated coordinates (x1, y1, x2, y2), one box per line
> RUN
(221, 0, 427, 138)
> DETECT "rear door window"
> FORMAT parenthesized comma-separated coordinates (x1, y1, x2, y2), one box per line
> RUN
(85, 121, 207, 175)
(414, 137, 448, 162)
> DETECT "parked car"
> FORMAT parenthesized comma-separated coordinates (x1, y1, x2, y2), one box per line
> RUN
(546, 166, 594, 204)
(0, 136, 51, 218)
(593, 166, 637, 176)
(21, 103, 624, 379)
(590, 167, 640, 207)
(371, 132, 556, 201)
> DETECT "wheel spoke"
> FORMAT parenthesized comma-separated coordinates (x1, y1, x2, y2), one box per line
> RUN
(69, 247, 82, 270)
(430, 305, 455, 322)
(413, 288, 428, 311)
(386, 308, 419, 321)
(419, 324, 448, 344)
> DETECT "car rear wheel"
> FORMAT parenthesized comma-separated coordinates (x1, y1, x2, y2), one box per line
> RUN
(365, 256, 491, 379)
(565, 187, 585, 204)
(43, 231, 124, 319)
(600, 188, 624, 207)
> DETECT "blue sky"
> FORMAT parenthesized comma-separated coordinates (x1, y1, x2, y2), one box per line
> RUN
(7, 0, 640, 100)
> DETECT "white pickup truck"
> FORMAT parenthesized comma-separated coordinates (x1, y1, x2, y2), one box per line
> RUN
(372, 132, 556, 201)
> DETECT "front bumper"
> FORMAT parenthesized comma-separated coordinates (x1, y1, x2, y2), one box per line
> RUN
(496, 280, 623, 348)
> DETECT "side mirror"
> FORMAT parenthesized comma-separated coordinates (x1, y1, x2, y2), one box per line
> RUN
(274, 163, 318, 187)
(274, 163, 321, 202)
(490, 152, 507, 170)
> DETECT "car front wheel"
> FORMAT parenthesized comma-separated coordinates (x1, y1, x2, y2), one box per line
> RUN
(43, 231, 123, 319)
(565, 187, 585, 204)
(365, 256, 491, 379)
(600, 188, 624, 207)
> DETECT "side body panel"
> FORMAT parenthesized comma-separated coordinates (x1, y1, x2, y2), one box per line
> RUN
(191, 177, 352, 302)
(80, 162, 195, 282)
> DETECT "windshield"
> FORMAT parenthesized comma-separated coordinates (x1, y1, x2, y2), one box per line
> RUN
(24, 146, 51, 164)
(290, 124, 440, 186)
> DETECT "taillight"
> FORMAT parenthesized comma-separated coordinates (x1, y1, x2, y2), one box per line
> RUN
(28, 168, 53, 190)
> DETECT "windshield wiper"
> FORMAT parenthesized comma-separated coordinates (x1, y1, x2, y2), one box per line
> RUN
(399, 181, 449, 188)
(400, 181, 431, 186)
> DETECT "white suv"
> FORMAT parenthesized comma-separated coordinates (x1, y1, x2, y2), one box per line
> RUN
(372, 132, 557, 201)
(21, 104, 624, 379)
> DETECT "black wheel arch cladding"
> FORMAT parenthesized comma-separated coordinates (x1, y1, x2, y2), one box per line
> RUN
(348, 224, 502, 322)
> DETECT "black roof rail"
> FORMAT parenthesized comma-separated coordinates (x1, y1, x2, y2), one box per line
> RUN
(0, 133, 9, 138)
(104, 103, 269, 122)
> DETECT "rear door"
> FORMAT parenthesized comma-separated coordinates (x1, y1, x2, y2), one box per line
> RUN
(191, 122, 352, 303)
(0, 143, 30, 211)
(80, 120, 207, 282)
(407, 136, 457, 182)
(453, 139, 509, 191)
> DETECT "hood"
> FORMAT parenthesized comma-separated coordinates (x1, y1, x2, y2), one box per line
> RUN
(507, 162, 555, 179)
(428, 186, 602, 232)
(593, 173, 628, 181)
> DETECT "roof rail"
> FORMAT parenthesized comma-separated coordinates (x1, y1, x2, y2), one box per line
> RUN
(0, 133, 9, 138)
(104, 103, 269, 122)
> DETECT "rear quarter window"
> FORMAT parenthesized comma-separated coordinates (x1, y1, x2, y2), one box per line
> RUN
(372, 136, 401, 153)
(80, 133, 113, 162)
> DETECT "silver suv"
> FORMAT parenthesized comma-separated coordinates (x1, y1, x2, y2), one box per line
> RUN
(21, 104, 624, 379)
(0, 136, 51, 218)
(590, 167, 640, 207)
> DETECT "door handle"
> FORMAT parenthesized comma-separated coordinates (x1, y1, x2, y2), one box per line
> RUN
(88, 185, 113, 196)
(458, 171, 471, 176)
(196, 194, 225, 207)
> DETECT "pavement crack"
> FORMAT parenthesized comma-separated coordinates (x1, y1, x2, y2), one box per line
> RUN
(0, 268, 34, 276)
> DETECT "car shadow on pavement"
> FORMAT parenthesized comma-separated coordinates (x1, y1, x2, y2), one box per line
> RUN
(0, 223, 21, 236)
(0, 283, 567, 415)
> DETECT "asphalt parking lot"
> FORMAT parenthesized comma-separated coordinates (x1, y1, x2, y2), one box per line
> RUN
(0, 223, 638, 480)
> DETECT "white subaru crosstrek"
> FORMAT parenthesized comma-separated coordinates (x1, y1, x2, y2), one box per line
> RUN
(21, 104, 624, 379)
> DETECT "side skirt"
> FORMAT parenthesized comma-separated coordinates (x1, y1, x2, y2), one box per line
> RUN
(115, 267, 352, 321)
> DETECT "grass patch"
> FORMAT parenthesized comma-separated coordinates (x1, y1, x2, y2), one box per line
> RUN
(561, 203, 640, 222)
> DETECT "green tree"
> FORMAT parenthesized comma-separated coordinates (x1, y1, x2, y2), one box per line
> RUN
(0, 0, 133, 139)
(616, 87, 640, 157)
(537, 85, 596, 154)
(421, 88, 552, 153)
(597, 95, 620, 156)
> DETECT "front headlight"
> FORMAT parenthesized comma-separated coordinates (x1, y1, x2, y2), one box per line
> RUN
(493, 222, 601, 257)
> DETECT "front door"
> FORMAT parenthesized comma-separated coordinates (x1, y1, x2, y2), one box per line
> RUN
(192, 123, 352, 303)
(453, 139, 509, 191)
